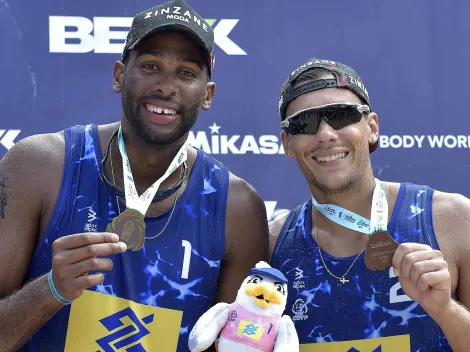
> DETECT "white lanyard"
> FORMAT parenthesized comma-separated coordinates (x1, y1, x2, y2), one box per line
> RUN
(117, 126, 188, 215)
(311, 178, 388, 235)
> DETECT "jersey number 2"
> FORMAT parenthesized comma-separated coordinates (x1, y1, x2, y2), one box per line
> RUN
(389, 267, 412, 303)
(181, 240, 192, 279)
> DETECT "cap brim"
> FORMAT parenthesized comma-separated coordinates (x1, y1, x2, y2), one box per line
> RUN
(249, 268, 288, 284)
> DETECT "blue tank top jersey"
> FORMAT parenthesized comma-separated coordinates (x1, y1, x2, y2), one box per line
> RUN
(271, 183, 451, 352)
(20, 124, 229, 352)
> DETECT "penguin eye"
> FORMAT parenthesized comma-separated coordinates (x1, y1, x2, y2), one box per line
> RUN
(274, 282, 286, 295)
(247, 275, 262, 284)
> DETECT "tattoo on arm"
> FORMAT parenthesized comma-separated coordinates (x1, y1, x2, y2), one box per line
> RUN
(0, 175, 7, 219)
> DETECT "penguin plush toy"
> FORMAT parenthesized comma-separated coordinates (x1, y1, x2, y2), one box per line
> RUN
(188, 261, 299, 352)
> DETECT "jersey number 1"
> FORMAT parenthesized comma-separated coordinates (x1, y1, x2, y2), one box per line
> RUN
(181, 240, 192, 279)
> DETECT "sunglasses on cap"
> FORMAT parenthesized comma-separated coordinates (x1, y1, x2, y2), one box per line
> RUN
(280, 102, 370, 135)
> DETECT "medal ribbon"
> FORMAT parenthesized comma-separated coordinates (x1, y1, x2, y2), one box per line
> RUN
(311, 178, 388, 235)
(117, 126, 188, 216)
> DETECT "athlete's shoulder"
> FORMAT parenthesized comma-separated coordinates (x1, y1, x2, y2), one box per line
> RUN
(429, 189, 470, 282)
(384, 180, 435, 193)
(2, 130, 65, 171)
(224, 172, 268, 248)
(0, 130, 66, 215)
(432, 188, 470, 205)
(269, 214, 289, 237)
(382, 180, 401, 189)
(431, 189, 470, 229)
(226, 171, 264, 210)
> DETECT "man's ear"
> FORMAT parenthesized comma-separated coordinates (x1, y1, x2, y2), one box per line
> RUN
(367, 112, 379, 145)
(201, 82, 216, 110)
(113, 61, 125, 93)
(280, 130, 295, 159)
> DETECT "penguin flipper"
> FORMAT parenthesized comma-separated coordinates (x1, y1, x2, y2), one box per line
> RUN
(273, 315, 300, 352)
(188, 302, 230, 352)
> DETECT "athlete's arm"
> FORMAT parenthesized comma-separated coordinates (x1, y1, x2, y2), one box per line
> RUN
(268, 216, 288, 263)
(425, 192, 470, 351)
(214, 174, 269, 304)
(0, 133, 66, 350)
(0, 133, 126, 351)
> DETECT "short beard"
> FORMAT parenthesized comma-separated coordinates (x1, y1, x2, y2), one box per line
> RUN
(301, 146, 362, 197)
(306, 168, 362, 197)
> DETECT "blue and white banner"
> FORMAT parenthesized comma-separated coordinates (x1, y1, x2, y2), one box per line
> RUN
(1, 0, 469, 219)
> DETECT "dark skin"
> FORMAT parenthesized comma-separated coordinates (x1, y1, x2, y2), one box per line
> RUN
(269, 78, 470, 351)
(0, 31, 268, 351)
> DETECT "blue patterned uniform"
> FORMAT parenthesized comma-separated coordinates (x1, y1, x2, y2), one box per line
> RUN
(271, 183, 451, 351)
(20, 124, 228, 351)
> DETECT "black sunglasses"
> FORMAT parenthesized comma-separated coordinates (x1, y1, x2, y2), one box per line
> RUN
(280, 103, 370, 135)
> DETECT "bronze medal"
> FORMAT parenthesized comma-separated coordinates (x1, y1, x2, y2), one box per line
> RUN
(106, 209, 146, 251)
(364, 231, 399, 271)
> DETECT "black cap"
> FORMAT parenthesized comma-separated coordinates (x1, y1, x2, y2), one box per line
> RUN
(278, 58, 376, 152)
(122, 0, 215, 78)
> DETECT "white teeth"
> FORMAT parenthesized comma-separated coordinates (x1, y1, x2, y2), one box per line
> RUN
(316, 152, 347, 163)
(146, 104, 177, 115)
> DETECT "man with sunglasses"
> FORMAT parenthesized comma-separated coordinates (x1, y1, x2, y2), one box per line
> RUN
(270, 58, 470, 351)
(0, 1, 269, 351)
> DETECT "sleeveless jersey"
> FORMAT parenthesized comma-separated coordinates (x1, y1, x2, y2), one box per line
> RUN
(20, 124, 229, 352)
(271, 183, 451, 352)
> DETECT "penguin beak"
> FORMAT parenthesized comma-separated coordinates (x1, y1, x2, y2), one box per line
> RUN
(245, 283, 282, 308)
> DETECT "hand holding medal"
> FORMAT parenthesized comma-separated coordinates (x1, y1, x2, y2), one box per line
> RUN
(107, 126, 188, 251)
(361, 181, 450, 314)
(107, 209, 146, 251)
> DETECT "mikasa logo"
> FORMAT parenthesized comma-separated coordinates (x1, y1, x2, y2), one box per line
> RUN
(188, 123, 285, 155)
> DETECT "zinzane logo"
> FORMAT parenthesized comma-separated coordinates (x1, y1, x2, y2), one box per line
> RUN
(347, 75, 369, 98)
(49, 16, 247, 55)
(142, 6, 210, 34)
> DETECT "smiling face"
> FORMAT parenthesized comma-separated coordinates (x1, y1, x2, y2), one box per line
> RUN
(113, 30, 215, 146)
(281, 72, 379, 196)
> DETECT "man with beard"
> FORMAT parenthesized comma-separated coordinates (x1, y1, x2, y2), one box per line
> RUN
(0, 1, 269, 351)
(269, 58, 470, 351)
